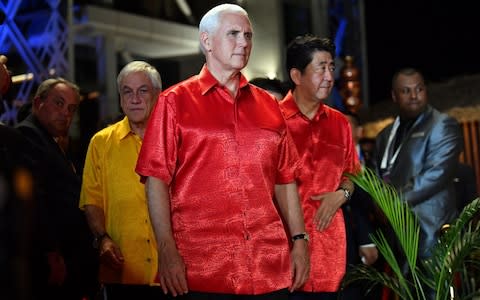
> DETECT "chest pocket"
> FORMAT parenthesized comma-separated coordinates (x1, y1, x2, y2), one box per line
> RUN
(311, 142, 346, 183)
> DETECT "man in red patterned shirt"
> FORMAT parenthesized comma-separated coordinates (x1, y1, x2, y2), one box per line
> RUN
(279, 35, 360, 300)
(135, 4, 309, 300)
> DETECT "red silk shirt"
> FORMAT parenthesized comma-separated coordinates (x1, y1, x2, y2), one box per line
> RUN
(136, 66, 300, 294)
(280, 92, 360, 292)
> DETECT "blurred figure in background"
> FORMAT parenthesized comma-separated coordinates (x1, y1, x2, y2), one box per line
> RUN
(16, 78, 99, 300)
(340, 112, 379, 300)
(0, 54, 37, 300)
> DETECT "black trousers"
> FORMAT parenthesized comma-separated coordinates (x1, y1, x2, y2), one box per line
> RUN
(104, 284, 169, 300)
(288, 291, 338, 300)
(181, 288, 289, 300)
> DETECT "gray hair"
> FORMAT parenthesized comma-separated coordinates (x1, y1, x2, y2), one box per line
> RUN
(116, 61, 162, 93)
(35, 77, 80, 102)
(198, 4, 249, 54)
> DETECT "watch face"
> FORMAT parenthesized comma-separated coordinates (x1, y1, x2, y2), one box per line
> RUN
(340, 188, 351, 200)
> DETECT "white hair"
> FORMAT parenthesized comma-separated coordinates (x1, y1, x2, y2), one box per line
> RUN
(198, 4, 249, 54)
(116, 61, 162, 93)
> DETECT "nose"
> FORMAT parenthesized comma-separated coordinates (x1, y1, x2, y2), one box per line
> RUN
(237, 34, 249, 48)
(130, 90, 144, 104)
(131, 93, 141, 103)
(61, 106, 71, 118)
(410, 90, 418, 99)
(324, 69, 334, 81)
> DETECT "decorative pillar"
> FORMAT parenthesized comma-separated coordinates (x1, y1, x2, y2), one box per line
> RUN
(339, 55, 362, 113)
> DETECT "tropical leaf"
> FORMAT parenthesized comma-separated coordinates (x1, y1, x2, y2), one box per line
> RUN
(345, 168, 480, 300)
(425, 198, 480, 300)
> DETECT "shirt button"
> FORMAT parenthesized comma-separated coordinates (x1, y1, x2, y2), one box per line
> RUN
(147, 239, 150, 243)
(146, 258, 151, 262)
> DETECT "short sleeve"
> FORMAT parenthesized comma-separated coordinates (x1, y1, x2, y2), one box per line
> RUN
(135, 93, 178, 185)
(275, 127, 300, 184)
(79, 134, 104, 209)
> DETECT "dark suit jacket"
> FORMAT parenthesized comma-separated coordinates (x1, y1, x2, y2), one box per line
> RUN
(16, 114, 98, 298)
(0, 124, 39, 299)
(375, 105, 462, 258)
(343, 186, 376, 265)
(454, 162, 478, 211)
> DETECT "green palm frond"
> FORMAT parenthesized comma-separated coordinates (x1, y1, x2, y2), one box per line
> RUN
(348, 169, 420, 272)
(345, 168, 480, 300)
(343, 263, 409, 298)
(347, 168, 425, 299)
(425, 198, 480, 299)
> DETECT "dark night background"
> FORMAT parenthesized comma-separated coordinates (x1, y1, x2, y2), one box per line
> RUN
(3, 0, 480, 110)
(364, 0, 480, 105)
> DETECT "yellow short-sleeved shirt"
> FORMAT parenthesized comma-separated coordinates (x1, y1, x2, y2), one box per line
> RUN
(80, 117, 158, 285)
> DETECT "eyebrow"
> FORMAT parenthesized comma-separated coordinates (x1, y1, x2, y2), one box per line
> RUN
(122, 84, 150, 90)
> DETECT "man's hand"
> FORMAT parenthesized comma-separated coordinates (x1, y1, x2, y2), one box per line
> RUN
(99, 237, 124, 269)
(359, 246, 378, 266)
(158, 240, 188, 296)
(0, 55, 11, 95)
(289, 240, 310, 292)
(47, 250, 66, 285)
(311, 190, 346, 231)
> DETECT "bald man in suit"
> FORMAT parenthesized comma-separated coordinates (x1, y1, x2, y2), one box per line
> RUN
(376, 68, 462, 299)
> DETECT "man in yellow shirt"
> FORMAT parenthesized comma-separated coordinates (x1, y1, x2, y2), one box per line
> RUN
(79, 61, 164, 299)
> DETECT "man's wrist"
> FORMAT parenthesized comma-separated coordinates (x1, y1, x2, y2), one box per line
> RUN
(337, 187, 352, 201)
(291, 232, 309, 242)
(93, 232, 111, 249)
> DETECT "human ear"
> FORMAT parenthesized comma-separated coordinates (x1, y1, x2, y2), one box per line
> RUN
(290, 68, 302, 86)
(200, 32, 211, 52)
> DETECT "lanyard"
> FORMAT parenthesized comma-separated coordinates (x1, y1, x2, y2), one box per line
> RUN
(380, 116, 401, 171)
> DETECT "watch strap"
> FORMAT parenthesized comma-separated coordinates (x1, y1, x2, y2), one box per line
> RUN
(291, 232, 309, 242)
(337, 187, 351, 201)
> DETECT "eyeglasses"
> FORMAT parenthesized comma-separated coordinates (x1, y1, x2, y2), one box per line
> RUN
(121, 87, 153, 100)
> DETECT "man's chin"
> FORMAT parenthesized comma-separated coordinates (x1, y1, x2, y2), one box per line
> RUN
(232, 60, 248, 70)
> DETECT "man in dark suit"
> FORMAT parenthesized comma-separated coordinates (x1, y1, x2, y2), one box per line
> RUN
(16, 78, 98, 300)
(340, 112, 379, 300)
(376, 68, 462, 298)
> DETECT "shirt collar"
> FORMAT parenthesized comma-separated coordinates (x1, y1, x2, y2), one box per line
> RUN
(198, 64, 249, 95)
(280, 90, 329, 120)
(117, 116, 133, 140)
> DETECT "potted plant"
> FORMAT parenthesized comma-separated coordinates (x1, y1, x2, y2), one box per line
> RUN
(343, 168, 480, 300)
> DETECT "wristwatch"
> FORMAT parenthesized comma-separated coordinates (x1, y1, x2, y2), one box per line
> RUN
(337, 187, 352, 201)
(92, 232, 111, 249)
(291, 232, 310, 242)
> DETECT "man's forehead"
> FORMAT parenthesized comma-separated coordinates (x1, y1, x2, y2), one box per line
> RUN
(44, 85, 78, 106)
(219, 13, 251, 28)
(121, 73, 152, 88)
(396, 74, 424, 86)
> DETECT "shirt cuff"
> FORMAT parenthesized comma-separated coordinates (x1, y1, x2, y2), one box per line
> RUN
(360, 243, 376, 248)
